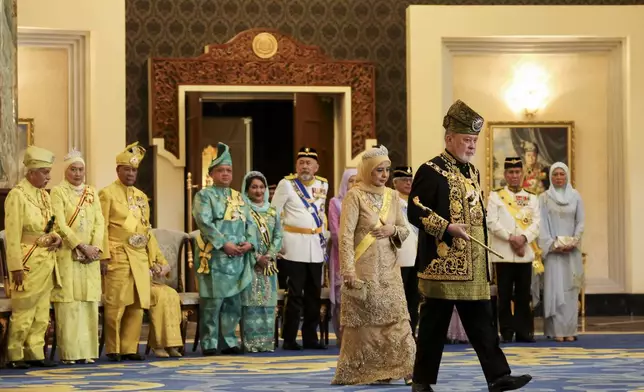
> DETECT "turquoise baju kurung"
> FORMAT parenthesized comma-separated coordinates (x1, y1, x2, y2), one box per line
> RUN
(192, 144, 256, 354)
(193, 185, 255, 351)
(240, 171, 283, 352)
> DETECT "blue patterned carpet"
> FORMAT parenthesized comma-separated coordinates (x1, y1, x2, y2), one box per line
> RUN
(2, 334, 644, 391)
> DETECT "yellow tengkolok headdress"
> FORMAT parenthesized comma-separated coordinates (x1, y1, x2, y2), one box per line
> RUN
(116, 142, 146, 168)
(23, 146, 55, 169)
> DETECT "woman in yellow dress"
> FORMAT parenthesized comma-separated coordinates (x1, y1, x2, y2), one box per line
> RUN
(50, 149, 104, 364)
(332, 145, 416, 385)
(148, 247, 184, 358)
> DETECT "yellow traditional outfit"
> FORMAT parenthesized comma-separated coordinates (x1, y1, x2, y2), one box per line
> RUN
(5, 146, 60, 365)
(100, 142, 161, 358)
(147, 242, 183, 356)
(50, 149, 104, 362)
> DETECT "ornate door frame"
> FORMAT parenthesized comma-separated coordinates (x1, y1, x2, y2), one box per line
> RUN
(148, 28, 376, 167)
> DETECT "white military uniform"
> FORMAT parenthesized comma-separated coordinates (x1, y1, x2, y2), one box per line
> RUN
(396, 194, 418, 268)
(272, 173, 329, 347)
(486, 186, 540, 263)
(486, 185, 540, 341)
(271, 174, 329, 263)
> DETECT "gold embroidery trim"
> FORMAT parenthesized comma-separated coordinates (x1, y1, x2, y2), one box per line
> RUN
(419, 160, 475, 281)
(420, 213, 449, 238)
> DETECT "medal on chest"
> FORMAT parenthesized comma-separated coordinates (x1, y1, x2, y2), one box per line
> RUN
(515, 195, 530, 207)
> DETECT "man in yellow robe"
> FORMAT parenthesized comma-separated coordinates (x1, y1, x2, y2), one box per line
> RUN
(5, 146, 62, 369)
(50, 149, 104, 364)
(100, 142, 165, 361)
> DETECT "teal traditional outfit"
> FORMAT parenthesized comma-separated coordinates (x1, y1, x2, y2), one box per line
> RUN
(192, 143, 255, 354)
(240, 171, 283, 352)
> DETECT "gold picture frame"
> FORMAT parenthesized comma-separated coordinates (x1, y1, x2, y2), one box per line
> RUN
(18, 118, 35, 147)
(486, 121, 575, 195)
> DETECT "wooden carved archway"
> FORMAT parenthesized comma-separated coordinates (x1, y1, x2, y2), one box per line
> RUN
(148, 28, 376, 161)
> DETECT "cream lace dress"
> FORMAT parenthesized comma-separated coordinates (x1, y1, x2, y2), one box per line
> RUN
(331, 187, 416, 385)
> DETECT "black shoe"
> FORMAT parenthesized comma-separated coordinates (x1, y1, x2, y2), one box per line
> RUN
(282, 341, 303, 351)
(411, 382, 434, 392)
(202, 348, 218, 356)
(488, 374, 532, 392)
(515, 335, 536, 343)
(303, 342, 327, 350)
(500, 333, 514, 343)
(25, 359, 57, 367)
(7, 361, 30, 369)
(122, 353, 145, 361)
(107, 353, 122, 362)
(221, 346, 242, 355)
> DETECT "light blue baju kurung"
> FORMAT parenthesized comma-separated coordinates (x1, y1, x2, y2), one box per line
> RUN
(240, 171, 283, 352)
(538, 163, 585, 339)
(192, 184, 256, 351)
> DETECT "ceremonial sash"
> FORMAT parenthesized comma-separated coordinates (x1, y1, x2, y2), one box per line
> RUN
(67, 186, 91, 227)
(497, 188, 544, 274)
(354, 189, 393, 263)
(195, 233, 213, 274)
(249, 209, 279, 276)
(250, 209, 271, 250)
(290, 179, 323, 229)
(290, 178, 328, 261)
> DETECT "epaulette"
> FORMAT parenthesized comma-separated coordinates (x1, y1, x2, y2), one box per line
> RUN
(315, 175, 328, 183)
(492, 187, 503, 192)
(523, 188, 536, 195)
(284, 174, 297, 180)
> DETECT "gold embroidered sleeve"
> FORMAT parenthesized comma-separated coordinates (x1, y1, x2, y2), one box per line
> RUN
(4, 190, 24, 272)
(421, 212, 449, 239)
(99, 188, 112, 260)
(90, 187, 105, 251)
(339, 190, 361, 277)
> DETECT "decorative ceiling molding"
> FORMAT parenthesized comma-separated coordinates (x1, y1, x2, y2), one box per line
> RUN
(443, 37, 622, 54)
(17, 28, 88, 159)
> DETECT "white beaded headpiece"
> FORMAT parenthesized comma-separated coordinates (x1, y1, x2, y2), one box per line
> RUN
(63, 147, 85, 169)
(362, 145, 389, 160)
(64, 148, 83, 162)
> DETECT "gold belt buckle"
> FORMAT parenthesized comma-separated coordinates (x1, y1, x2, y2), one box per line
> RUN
(128, 233, 148, 249)
(311, 228, 316, 234)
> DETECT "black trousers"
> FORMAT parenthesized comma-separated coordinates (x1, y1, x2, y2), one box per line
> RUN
(276, 257, 288, 290)
(496, 262, 534, 340)
(400, 266, 419, 336)
(413, 297, 511, 384)
(280, 259, 322, 345)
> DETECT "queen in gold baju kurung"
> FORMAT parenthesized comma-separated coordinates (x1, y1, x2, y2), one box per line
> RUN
(100, 142, 160, 360)
(332, 146, 415, 385)
(50, 151, 104, 363)
(5, 146, 61, 368)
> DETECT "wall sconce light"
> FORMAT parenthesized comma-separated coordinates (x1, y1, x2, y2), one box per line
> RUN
(504, 63, 549, 118)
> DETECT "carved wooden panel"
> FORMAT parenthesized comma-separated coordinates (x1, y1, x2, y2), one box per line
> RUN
(149, 28, 376, 160)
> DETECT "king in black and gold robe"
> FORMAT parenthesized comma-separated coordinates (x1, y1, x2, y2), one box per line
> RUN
(407, 100, 531, 392)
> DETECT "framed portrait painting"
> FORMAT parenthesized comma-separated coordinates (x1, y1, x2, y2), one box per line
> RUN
(18, 118, 35, 148)
(486, 121, 575, 195)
